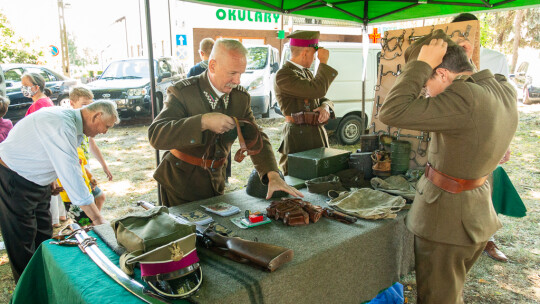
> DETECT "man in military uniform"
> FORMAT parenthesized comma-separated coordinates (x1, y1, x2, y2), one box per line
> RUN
(379, 30, 517, 303)
(274, 30, 338, 175)
(149, 39, 302, 206)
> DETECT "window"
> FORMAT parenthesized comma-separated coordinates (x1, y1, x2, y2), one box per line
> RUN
(5, 68, 23, 82)
(27, 67, 51, 82)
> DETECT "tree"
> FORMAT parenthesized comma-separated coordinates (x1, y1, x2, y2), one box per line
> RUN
(0, 11, 44, 64)
(477, 8, 539, 72)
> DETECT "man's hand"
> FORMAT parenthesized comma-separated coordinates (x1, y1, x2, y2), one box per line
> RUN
(50, 181, 64, 196)
(457, 38, 474, 60)
(201, 113, 235, 134)
(499, 149, 511, 164)
(313, 104, 330, 123)
(92, 215, 108, 226)
(265, 171, 304, 200)
(418, 38, 448, 69)
(317, 48, 329, 65)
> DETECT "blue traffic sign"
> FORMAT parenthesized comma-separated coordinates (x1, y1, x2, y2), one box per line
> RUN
(176, 35, 187, 46)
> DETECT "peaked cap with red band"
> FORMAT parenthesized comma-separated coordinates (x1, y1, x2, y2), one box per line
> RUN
(288, 30, 320, 48)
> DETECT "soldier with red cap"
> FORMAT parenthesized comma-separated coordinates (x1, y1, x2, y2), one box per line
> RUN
(274, 30, 338, 175)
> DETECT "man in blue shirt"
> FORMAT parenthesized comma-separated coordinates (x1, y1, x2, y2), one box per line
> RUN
(187, 38, 215, 77)
(0, 100, 118, 282)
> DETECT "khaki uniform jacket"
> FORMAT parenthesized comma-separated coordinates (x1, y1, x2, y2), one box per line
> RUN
(148, 71, 279, 205)
(380, 61, 518, 246)
(274, 61, 338, 173)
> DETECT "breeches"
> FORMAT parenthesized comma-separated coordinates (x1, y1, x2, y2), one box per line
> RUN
(414, 235, 486, 304)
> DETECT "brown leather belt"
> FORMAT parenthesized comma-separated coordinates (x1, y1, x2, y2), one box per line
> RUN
(425, 163, 488, 194)
(168, 117, 263, 169)
(0, 158, 9, 169)
(284, 116, 295, 123)
(169, 149, 225, 169)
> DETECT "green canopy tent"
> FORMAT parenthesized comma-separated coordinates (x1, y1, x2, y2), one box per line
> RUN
(181, 0, 539, 25)
(143, 0, 540, 203)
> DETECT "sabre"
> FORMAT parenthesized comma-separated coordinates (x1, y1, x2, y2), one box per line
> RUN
(67, 223, 171, 304)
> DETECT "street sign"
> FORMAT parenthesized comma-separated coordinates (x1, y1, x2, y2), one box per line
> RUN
(176, 35, 187, 46)
(50, 45, 59, 56)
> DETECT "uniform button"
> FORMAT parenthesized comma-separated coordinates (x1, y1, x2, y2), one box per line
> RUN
(190, 139, 195, 144)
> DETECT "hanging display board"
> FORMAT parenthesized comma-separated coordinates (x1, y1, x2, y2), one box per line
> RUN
(369, 20, 480, 169)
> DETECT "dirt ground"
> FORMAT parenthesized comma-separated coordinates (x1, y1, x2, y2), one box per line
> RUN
(0, 104, 538, 303)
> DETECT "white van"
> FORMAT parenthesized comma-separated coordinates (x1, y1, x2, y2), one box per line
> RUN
(279, 42, 381, 144)
(241, 45, 280, 118)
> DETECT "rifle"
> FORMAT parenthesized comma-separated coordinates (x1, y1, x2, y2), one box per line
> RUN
(137, 201, 294, 272)
(322, 207, 357, 224)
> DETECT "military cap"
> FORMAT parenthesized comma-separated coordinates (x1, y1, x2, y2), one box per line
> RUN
(287, 30, 320, 49)
(404, 29, 458, 63)
(129, 233, 203, 299)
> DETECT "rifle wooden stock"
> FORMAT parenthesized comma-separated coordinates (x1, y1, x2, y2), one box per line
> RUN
(137, 201, 294, 272)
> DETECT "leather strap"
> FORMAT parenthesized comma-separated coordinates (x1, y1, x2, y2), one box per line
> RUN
(233, 117, 263, 162)
(169, 149, 225, 169)
(284, 116, 295, 123)
(0, 158, 8, 169)
(425, 163, 488, 194)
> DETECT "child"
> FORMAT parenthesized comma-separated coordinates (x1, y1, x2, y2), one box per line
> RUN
(57, 148, 94, 226)
(0, 96, 13, 143)
(69, 87, 111, 210)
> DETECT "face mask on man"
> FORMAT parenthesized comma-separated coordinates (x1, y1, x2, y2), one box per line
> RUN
(21, 85, 37, 98)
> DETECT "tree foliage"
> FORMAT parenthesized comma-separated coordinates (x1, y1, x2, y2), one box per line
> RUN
(477, 8, 539, 54)
(0, 11, 44, 64)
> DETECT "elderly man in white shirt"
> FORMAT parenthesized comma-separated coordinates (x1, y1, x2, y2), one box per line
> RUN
(0, 100, 118, 282)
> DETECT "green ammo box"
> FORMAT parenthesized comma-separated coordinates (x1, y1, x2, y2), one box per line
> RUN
(288, 147, 352, 180)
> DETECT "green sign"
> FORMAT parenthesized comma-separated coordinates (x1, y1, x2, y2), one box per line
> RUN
(216, 9, 280, 23)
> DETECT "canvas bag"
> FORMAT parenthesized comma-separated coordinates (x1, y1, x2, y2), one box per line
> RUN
(328, 188, 406, 220)
(111, 206, 196, 275)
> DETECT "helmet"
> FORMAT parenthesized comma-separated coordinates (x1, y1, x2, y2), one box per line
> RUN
(246, 169, 288, 199)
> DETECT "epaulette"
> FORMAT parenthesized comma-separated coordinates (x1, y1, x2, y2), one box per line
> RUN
(174, 77, 198, 90)
(234, 85, 248, 94)
(454, 74, 475, 83)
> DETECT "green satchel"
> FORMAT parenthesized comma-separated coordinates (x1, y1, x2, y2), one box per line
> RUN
(111, 206, 196, 275)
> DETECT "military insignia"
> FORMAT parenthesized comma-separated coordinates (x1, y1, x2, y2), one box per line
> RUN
(223, 94, 230, 109)
(176, 78, 196, 88)
(235, 86, 247, 93)
(169, 243, 184, 261)
(203, 91, 218, 109)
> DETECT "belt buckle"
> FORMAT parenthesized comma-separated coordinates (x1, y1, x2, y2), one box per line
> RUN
(210, 159, 217, 172)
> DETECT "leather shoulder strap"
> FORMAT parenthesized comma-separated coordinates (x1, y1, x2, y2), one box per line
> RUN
(232, 117, 263, 162)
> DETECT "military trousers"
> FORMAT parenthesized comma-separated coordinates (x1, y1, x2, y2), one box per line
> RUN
(0, 165, 52, 283)
(414, 235, 486, 304)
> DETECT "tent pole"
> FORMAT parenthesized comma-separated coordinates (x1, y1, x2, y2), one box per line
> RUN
(144, 0, 162, 206)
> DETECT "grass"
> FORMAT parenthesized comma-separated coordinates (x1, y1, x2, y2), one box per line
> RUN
(0, 104, 539, 303)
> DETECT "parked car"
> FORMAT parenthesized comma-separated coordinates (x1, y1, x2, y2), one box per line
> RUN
(241, 45, 280, 118)
(0, 65, 6, 98)
(511, 61, 540, 104)
(87, 57, 187, 118)
(278, 42, 381, 144)
(0, 64, 77, 122)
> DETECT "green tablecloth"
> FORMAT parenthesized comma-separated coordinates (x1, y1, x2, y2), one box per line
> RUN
(492, 166, 527, 217)
(12, 189, 415, 304)
(11, 230, 187, 304)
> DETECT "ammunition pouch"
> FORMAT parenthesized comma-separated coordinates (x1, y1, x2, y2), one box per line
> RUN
(287, 111, 321, 126)
(266, 198, 323, 226)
